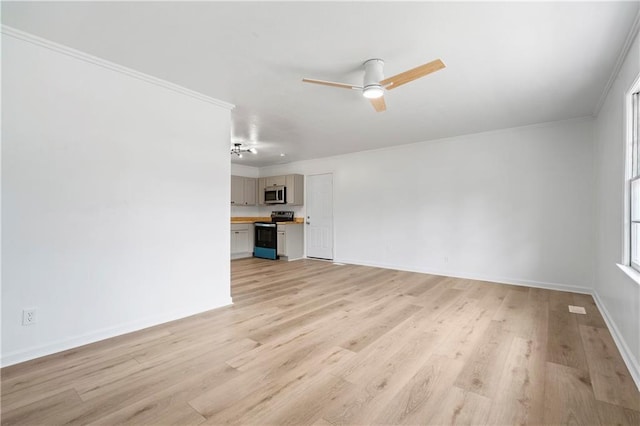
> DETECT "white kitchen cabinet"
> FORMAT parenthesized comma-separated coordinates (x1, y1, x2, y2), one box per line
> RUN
(230, 175, 257, 206)
(276, 223, 303, 260)
(231, 223, 254, 259)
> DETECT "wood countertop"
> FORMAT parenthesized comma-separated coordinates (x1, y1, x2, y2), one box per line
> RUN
(231, 217, 268, 224)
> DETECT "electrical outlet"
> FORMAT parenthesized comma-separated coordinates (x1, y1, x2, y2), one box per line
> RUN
(22, 308, 37, 325)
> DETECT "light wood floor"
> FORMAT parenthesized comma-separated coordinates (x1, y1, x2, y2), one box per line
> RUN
(2, 258, 639, 425)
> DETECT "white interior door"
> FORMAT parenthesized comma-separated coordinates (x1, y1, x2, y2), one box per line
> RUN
(306, 173, 333, 260)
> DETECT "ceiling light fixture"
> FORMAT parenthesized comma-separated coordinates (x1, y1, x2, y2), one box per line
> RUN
(230, 143, 257, 157)
(362, 85, 384, 99)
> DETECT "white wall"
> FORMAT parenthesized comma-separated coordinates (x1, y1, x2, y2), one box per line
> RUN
(262, 118, 595, 292)
(2, 30, 233, 366)
(593, 30, 640, 385)
(231, 163, 260, 178)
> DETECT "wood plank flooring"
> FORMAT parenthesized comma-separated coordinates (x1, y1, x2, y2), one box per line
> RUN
(2, 258, 639, 425)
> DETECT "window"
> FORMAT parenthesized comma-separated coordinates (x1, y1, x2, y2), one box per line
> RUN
(630, 90, 640, 271)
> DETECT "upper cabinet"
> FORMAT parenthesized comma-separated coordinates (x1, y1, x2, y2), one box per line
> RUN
(243, 177, 256, 206)
(231, 175, 257, 206)
(264, 175, 286, 187)
(257, 178, 266, 205)
(256, 174, 304, 206)
(236, 173, 303, 206)
(285, 174, 304, 205)
(231, 175, 244, 205)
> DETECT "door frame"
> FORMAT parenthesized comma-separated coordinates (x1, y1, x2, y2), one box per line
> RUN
(305, 172, 334, 260)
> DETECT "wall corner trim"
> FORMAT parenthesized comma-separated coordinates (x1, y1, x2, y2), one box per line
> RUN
(593, 9, 640, 116)
(1, 25, 235, 111)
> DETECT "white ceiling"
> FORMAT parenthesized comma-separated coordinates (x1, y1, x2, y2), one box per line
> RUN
(3, 1, 639, 167)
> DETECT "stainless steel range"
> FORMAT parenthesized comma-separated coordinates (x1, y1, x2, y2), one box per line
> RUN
(253, 211, 294, 260)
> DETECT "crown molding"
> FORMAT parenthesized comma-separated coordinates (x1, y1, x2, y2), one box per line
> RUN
(1, 25, 235, 111)
(594, 9, 640, 116)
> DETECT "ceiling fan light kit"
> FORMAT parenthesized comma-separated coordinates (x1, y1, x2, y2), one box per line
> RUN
(363, 85, 384, 99)
(362, 59, 385, 99)
(230, 142, 257, 158)
(302, 57, 445, 112)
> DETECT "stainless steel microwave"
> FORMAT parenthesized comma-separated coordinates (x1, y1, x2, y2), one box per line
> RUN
(265, 186, 286, 204)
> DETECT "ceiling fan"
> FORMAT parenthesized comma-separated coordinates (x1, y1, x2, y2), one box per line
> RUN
(230, 142, 257, 158)
(302, 58, 445, 112)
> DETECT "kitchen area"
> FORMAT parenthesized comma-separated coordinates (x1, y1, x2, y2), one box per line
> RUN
(230, 173, 305, 261)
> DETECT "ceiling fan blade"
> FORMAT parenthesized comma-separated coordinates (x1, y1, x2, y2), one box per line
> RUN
(380, 59, 445, 90)
(302, 78, 361, 90)
(370, 96, 386, 112)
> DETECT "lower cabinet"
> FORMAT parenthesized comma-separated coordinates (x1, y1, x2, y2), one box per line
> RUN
(277, 230, 285, 257)
(231, 223, 254, 259)
(276, 223, 303, 260)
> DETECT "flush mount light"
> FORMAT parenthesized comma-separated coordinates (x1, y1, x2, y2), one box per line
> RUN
(230, 143, 257, 157)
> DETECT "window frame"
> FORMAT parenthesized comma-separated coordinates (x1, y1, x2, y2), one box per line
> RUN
(624, 77, 640, 272)
(630, 176, 640, 271)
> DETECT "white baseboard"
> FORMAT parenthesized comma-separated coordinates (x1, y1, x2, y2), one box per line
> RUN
(285, 256, 305, 262)
(592, 291, 640, 391)
(334, 258, 593, 294)
(1, 297, 233, 368)
(231, 252, 253, 260)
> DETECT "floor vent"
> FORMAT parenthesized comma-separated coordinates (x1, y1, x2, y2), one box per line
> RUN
(568, 305, 586, 314)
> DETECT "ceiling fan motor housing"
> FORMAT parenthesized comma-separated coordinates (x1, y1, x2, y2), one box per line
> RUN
(363, 59, 384, 98)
